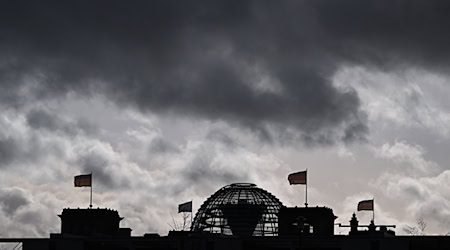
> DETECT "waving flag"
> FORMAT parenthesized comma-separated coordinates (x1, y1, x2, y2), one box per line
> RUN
(178, 201, 192, 213)
(74, 174, 92, 187)
(357, 199, 374, 211)
(288, 170, 307, 185)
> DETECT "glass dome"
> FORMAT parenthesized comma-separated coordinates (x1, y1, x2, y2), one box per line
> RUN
(191, 183, 283, 236)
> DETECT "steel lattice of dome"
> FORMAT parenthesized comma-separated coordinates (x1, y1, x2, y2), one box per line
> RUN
(191, 183, 283, 236)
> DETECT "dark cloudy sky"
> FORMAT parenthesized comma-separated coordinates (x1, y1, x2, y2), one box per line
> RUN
(2, 0, 450, 237)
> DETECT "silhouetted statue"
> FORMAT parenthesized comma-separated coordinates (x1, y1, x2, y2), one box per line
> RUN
(350, 212, 359, 234)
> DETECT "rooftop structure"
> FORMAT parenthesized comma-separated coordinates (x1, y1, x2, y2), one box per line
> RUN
(57, 208, 131, 238)
(278, 206, 337, 236)
(191, 183, 283, 236)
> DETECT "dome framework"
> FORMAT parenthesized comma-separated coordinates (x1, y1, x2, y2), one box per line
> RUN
(191, 183, 283, 236)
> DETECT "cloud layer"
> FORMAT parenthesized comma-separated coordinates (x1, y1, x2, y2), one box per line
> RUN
(0, 0, 376, 144)
(3, 0, 450, 238)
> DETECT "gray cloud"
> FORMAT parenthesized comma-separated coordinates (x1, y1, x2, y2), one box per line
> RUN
(3, 1, 450, 146)
(26, 108, 97, 136)
(148, 137, 180, 155)
(0, 109, 72, 170)
(0, 133, 47, 170)
(0, 137, 19, 167)
(0, 188, 30, 216)
(185, 155, 245, 184)
(311, 0, 450, 70)
(0, 0, 382, 145)
(206, 129, 237, 148)
(179, 150, 251, 198)
(373, 170, 450, 232)
(16, 210, 43, 229)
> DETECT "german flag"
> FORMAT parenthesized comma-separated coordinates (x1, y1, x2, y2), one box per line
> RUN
(357, 199, 374, 211)
(74, 174, 92, 187)
(288, 170, 307, 185)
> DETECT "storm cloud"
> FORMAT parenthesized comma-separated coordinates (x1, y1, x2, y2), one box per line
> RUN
(0, 0, 375, 145)
(3, 1, 450, 144)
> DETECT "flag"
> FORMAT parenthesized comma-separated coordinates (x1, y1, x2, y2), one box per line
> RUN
(74, 174, 92, 187)
(357, 199, 374, 211)
(288, 170, 307, 185)
(178, 201, 192, 213)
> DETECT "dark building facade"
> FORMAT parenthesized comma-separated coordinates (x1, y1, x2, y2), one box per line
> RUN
(278, 206, 337, 236)
(59, 208, 131, 237)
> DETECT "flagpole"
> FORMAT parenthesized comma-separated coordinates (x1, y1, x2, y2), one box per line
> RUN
(305, 169, 308, 207)
(372, 197, 375, 223)
(90, 172, 93, 208)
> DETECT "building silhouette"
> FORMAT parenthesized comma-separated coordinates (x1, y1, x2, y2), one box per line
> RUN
(278, 206, 337, 236)
(191, 183, 282, 236)
(58, 208, 130, 237)
(1, 183, 450, 250)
